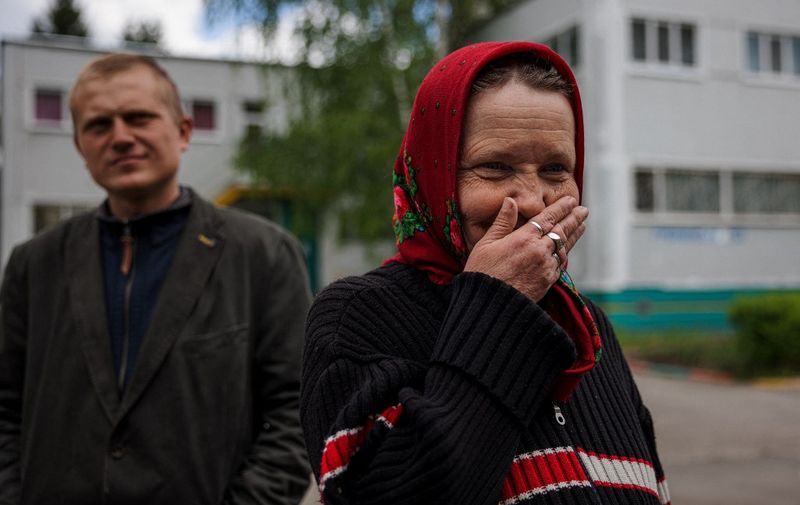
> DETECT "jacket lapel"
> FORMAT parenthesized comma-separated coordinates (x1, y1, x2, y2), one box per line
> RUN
(118, 196, 225, 418)
(66, 215, 119, 422)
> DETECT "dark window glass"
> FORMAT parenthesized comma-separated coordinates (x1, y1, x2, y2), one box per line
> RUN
(242, 100, 265, 114)
(35, 90, 62, 122)
(546, 36, 558, 54)
(733, 173, 800, 214)
(793, 37, 800, 75)
(680, 24, 695, 65)
(747, 32, 760, 72)
(34, 204, 92, 232)
(192, 101, 215, 130)
(658, 23, 670, 62)
(635, 171, 654, 212)
(569, 26, 580, 67)
(632, 19, 646, 61)
(770, 35, 782, 73)
(665, 171, 719, 212)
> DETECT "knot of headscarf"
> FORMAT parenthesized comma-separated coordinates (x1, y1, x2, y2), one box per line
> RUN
(386, 41, 601, 402)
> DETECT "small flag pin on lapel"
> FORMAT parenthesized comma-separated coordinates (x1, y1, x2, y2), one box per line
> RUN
(198, 233, 216, 247)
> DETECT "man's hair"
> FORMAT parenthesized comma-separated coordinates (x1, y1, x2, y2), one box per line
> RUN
(471, 54, 573, 97)
(69, 53, 184, 126)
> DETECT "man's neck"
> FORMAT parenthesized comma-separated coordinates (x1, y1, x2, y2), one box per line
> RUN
(107, 184, 181, 221)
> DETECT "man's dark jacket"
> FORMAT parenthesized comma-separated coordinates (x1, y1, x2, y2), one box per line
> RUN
(0, 192, 311, 504)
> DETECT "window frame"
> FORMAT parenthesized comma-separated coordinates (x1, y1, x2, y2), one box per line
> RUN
(744, 30, 800, 84)
(182, 97, 223, 143)
(543, 24, 581, 69)
(633, 166, 800, 227)
(628, 16, 699, 78)
(28, 84, 70, 132)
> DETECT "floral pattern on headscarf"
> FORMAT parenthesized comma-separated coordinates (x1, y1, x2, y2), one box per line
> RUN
(386, 41, 600, 402)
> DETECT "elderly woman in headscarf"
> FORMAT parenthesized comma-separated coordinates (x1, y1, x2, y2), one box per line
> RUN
(301, 41, 670, 505)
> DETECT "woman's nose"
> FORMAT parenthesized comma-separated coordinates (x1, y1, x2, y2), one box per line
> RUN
(513, 175, 546, 222)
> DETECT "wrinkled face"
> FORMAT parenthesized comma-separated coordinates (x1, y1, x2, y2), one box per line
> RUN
(72, 65, 191, 202)
(457, 80, 579, 251)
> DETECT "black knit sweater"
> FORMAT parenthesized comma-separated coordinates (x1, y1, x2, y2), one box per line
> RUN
(301, 262, 670, 505)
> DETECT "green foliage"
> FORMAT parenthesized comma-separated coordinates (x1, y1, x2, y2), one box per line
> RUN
(729, 293, 800, 376)
(31, 0, 89, 37)
(122, 20, 164, 46)
(205, 0, 517, 240)
(618, 331, 740, 376)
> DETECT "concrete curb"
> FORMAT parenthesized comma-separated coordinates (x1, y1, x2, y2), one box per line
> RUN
(628, 358, 734, 385)
(629, 359, 800, 391)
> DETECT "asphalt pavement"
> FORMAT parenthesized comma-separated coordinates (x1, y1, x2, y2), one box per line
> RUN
(635, 373, 800, 505)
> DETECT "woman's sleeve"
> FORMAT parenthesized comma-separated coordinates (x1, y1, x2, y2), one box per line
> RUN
(586, 300, 671, 505)
(301, 272, 577, 505)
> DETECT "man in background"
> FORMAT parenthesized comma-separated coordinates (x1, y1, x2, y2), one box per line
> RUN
(0, 53, 310, 504)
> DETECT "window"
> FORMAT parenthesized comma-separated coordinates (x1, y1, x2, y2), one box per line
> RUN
(242, 100, 266, 137)
(635, 171, 654, 212)
(34, 204, 93, 232)
(680, 24, 695, 65)
(190, 100, 216, 130)
(192, 101, 215, 130)
(657, 23, 670, 62)
(747, 32, 760, 72)
(665, 171, 719, 212)
(632, 19, 646, 61)
(770, 36, 782, 73)
(630, 18, 696, 67)
(733, 173, 800, 214)
(793, 37, 800, 75)
(746, 31, 800, 77)
(635, 167, 800, 220)
(34, 89, 63, 124)
(544, 25, 581, 68)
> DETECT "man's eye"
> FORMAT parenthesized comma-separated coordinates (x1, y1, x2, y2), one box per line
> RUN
(83, 120, 110, 133)
(126, 113, 153, 126)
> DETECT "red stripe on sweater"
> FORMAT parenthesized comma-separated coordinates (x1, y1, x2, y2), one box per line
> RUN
(319, 404, 403, 491)
(500, 447, 591, 503)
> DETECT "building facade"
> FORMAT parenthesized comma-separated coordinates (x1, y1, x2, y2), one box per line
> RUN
(473, 0, 800, 331)
(0, 36, 387, 290)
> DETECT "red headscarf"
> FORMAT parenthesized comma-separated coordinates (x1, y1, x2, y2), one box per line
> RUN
(387, 41, 600, 401)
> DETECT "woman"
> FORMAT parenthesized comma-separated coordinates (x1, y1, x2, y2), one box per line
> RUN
(301, 41, 670, 505)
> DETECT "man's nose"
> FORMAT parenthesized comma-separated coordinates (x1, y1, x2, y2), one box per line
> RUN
(110, 117, 134, 150)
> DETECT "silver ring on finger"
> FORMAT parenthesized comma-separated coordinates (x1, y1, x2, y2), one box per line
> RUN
(552, 252, 562, 268)
(546, 231, 564, 252)
(529, 220, 544, 237)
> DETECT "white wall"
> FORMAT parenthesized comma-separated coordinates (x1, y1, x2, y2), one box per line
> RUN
(471, 0, 800, 292)
(623, 0, 800, 288)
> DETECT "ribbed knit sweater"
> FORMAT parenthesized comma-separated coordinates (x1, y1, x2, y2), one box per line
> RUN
(301, 262, 670, 505)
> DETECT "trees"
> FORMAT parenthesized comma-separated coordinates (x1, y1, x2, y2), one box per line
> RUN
(122, 21, 164, 46)
(205, 0, 515, 240)
(31, 0, 90, 38)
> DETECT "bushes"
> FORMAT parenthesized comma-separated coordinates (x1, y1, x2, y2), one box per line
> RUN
(729, 293, 800, 377)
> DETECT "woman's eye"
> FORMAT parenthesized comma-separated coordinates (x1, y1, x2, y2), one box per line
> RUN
(476, 162, 513, 175)
(542, 163, 567, 174)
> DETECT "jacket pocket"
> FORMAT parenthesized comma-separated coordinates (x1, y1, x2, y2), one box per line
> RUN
(179, 323, 249, 357)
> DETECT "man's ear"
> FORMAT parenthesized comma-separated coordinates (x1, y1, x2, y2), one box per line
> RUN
(178, 116, 193, 152)
(72, 128, 86, 161)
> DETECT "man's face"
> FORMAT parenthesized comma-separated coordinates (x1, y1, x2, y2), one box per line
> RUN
(72, 65, 192, 203)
